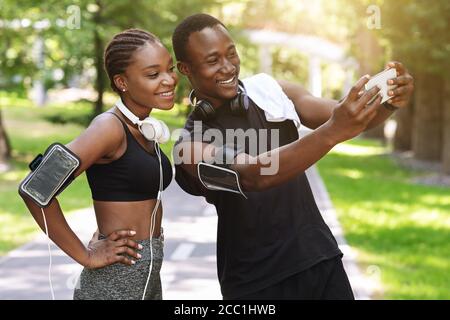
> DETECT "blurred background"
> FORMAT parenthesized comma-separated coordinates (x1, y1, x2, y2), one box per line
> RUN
(0, 0, 449, 299)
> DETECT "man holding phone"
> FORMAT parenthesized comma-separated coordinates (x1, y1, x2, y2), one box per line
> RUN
(172, 13, 414, 300)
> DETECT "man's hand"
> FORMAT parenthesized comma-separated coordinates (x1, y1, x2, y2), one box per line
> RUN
(386, 61, 414, 108)
(327, 75, 381, 144)
(84, 229, 142, 269)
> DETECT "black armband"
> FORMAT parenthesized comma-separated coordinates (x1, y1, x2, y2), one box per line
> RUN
(197, 161, 247, 199)
(19, 143, 80, 207)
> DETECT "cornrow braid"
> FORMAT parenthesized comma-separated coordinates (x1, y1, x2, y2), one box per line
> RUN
(104, 28, 160, 93)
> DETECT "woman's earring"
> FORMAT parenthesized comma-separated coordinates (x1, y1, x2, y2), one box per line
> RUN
(122, 88, 126, 92)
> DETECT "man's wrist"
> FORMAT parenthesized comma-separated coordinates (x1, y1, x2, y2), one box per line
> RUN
(319, 121, 341, 147)
(383, 102, 399, 112)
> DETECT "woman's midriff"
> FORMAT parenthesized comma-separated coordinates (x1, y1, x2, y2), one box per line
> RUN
(93, 199, 162, 240)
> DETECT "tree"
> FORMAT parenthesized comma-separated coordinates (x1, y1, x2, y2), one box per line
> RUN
(0, 0, 228, 169)
(442, 79, 450, 174)
(0, 0, 224, 116)
(355, 28, 386, 142)
(380, 0, 450, 163)
(393, 102, 414, 152)
(412, 73, 443, 160)
(0, 109, 11, 167)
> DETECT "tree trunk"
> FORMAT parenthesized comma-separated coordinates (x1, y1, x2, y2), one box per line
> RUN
(0, 109, 12, 166)
(93, 2, 104, 117)
(442, 78, 450, 174)
(392, 46, 413, 152)
(393, 97, 414, 151)
(412, 73, 443, 161)
(364, 124, 386, 142)
(356, 29, 386, 141)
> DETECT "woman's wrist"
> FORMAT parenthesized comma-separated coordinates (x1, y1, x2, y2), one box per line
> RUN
(80, 247, 92, 268)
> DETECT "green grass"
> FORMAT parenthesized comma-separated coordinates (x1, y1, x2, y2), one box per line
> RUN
(0, 96, 185, 256)
(317, 138, 450, 299)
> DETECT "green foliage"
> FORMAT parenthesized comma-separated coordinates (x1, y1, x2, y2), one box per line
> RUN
(380, 0, 450, 77)
(238, 0, 352, 43)
(0, 0, 224, 100)
(341, 0, 450, 78)
(271, 47, 309, 86)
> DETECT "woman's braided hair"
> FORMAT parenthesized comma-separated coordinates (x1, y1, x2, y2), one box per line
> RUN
(104, 28, 160, 93)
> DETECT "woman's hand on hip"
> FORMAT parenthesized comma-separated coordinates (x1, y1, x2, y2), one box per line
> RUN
(84, 229, 143, 269)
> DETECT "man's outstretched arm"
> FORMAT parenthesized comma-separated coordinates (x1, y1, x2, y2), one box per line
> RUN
(279, 61, 414, 130)
(176, 75, 382, 192)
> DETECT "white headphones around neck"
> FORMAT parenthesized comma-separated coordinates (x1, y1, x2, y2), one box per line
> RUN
(115, 98, 170, 144)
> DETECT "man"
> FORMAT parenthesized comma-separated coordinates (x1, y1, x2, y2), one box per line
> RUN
(172, 13, 414, 299)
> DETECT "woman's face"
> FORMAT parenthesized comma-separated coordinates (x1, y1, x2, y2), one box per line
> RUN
(120, 41, 178, 111)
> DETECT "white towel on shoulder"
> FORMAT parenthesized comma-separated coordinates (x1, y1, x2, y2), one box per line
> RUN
(242, 73, 301, 130)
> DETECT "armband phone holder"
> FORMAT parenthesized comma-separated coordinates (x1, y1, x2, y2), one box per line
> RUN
(19, 143, 80, 207)
(197, 162, 247, 199)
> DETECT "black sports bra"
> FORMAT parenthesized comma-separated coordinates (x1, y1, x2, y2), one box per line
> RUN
(86, 113, 173, 201)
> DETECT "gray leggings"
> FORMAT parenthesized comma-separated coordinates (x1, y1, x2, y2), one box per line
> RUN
(73, 231, 164, 300)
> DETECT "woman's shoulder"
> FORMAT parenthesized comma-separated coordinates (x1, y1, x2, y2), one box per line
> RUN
(89, 110, 124, 133)
(66, 110, 127, 169)
(78, 110, 126, 148)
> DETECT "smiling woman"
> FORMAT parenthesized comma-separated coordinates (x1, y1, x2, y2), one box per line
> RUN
(18, 28, 178, 300)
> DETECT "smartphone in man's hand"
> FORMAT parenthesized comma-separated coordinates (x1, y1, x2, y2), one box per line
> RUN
(365, 68, 397, 104)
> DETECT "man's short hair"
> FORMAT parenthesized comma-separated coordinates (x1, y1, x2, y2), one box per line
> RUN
(172, 13, 226, 62)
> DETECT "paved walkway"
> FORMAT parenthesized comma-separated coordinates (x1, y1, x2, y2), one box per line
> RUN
(0, 166, 376, 300)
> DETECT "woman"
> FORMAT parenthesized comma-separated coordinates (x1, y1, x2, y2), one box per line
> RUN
(20, 29, 178, 300)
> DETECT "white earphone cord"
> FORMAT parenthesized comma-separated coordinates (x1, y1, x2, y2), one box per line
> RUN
(41, 207, 55, 300)
(142, 141, 163, 300)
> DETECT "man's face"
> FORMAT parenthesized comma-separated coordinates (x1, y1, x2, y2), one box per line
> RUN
(180, 24, 240, 105)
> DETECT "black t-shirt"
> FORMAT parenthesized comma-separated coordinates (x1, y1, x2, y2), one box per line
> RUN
(174, 97, 342, 299)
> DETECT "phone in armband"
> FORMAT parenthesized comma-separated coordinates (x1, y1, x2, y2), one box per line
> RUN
(19, 143, 81, 208)
(197, 162, 247, 199)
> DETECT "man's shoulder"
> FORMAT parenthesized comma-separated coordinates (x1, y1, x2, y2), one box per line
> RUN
(242, 73, 277, 85)
(242, 73, 283, 96)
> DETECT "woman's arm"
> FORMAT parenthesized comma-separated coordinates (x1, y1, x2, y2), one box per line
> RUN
(19, 113, 141, 268)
